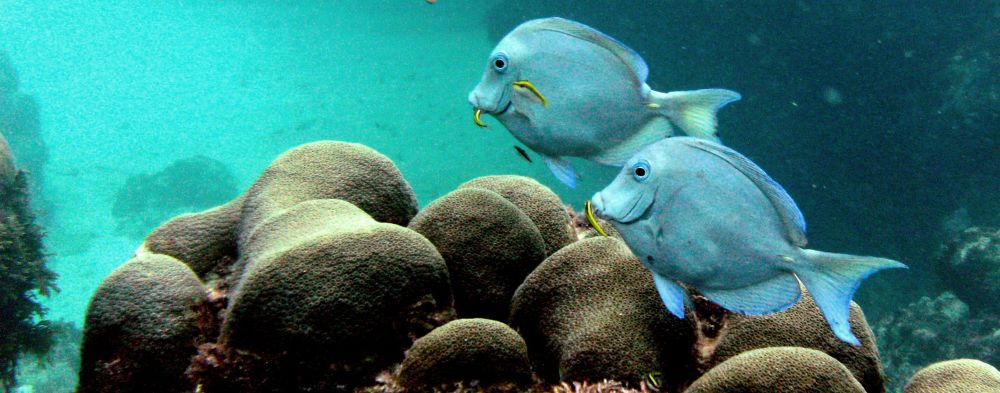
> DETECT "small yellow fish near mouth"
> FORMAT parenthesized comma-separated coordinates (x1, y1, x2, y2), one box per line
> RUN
(473, 108, 488, 128)
(585, 200, 608, 237)
(513, 80, 549, 107)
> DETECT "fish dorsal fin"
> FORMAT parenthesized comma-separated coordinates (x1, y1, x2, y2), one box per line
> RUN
(678, 138, 808, 246)
(525, 17, 648, 85)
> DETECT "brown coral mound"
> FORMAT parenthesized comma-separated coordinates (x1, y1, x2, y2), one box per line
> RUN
(77, 253, 206, 393)
(139, 196, 244, 279)
(397, 318, 532, 390)
(510, 237, 695, 389)
(409, 188, 546, 321)
(213, 199, 453, 391)
(459, 175, 575, 255)
(903, 359, 1000, 393)
(695, 291, 885, 393)
(684, 347, 866, 393)
(238, 141, 418, 244)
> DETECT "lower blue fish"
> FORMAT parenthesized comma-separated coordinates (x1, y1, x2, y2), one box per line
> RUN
(590, 137, 906, 345)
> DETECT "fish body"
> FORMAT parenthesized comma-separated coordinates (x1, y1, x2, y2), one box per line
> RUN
(468, 17, 741, 187)
(590, 137, 906, 345)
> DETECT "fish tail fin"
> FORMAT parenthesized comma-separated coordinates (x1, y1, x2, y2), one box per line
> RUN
(544, 156, 578, 188)
(795, 249, 907, 346)
(649, 89, 741, 142)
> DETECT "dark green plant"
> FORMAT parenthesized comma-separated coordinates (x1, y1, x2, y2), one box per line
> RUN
(0, 170, 57, 391)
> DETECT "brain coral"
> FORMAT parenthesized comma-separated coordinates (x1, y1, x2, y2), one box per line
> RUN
(903, 359, 1000, 393)
(216, 199, 452, 390)
(397, 318, 532, 390)
(936, 226, 1000, 314)
(138, 196, 244, 279)
(77, 253, 206, 393)
(408, 188, 546, 321)
(697, 290, 885, 393)
(459, 175, 575, 255)
(684, 347, 866, 393)
(509, 237, 695, 389)
(237, 141, 418, 246)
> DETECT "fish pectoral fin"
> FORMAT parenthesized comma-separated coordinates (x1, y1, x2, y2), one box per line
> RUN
(796, 249, 907, 346)
(513, 80, 549, 107)
(588, 116, 672, 166)
(543, 156, 578, 188)
(652, 273, 688, 319)
(699, 273, 802, 316)
(650, 88, 741, 142)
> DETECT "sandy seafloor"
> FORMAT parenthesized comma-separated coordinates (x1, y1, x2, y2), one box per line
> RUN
(0, 0, 618, 325)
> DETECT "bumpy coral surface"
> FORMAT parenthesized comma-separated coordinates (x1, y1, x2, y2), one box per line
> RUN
(215, 199, 452, 391)
(936, 226, 1000, 314)
(459, 175, 575, 255)
(684, 347, 866, 393)
(696, 290, 885, 393)
(903, 359, 1000, 393)
(397, 318, 532, 390)
(409, 188, 546, 321)
(238, 141, 418, 243)
(139, 196, 244, 279)
(510, 237, 695, 389)
(77, 253, 206, 393)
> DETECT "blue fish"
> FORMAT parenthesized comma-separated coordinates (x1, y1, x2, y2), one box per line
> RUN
(468, 17, 740, 188)
(590, 137, 906, 345)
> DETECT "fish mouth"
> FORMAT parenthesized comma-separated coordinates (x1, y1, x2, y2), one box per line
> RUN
(473, 100, 511, 128)
(592, 190, 654, 225)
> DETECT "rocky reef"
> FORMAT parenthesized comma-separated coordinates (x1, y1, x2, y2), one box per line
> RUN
(77, 141, 996, 392)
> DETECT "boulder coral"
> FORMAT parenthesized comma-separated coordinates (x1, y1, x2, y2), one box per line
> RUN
(210, 199, 453, 391)
(936, 226, 1000, 314)
(459, 175, 575, 255)
(510, 236, 695, 389)
(684, 347, 866, 393)
(409, 188, 546, 321)
(696, 291, 885, 393)
(77, 253, 206, 393)
(903, 359, 1000, 393)
(237, 141, 418, 245)
(397, 318, 532, 390)
(138, 197, 244, 279)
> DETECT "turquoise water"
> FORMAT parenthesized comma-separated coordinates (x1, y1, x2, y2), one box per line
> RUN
(1, 1, 997, 391)
(0, 0, 614, 325)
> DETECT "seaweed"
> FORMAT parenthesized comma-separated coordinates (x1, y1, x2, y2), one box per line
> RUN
(0, 170, 57, 391)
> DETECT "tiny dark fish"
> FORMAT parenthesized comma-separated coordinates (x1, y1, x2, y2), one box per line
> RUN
(514, 146, 532, 163)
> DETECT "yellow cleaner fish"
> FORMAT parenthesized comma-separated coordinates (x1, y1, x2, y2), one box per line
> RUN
(468, 17, 741, 188)
(590, 137, 907, 346)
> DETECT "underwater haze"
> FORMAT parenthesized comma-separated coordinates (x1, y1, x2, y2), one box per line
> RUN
(0, 0, 997, 392)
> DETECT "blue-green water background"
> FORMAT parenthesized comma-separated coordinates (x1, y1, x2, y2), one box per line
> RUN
(1, 0, 997, 390)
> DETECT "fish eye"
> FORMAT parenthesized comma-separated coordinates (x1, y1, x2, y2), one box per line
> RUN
(491, 52, 509, 73)
(632, 160, 651, 182)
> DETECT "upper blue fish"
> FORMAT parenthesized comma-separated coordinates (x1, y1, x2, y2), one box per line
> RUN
(468, 17, 741, 188)
(590, 137, 907, 346)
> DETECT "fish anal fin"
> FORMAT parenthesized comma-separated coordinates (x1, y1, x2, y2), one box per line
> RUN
(699, 273, 802, 316)
(589, 116, 672, 166)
